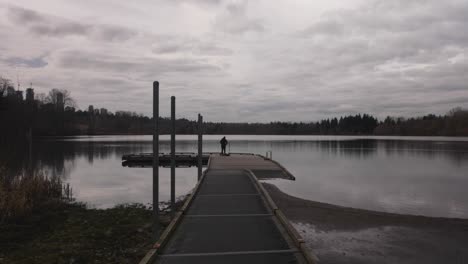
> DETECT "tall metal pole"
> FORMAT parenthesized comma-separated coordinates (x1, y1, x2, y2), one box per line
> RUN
(197, 114, 203, 180)
(170, 96, 176, 208)
(153, 81, 159, 241)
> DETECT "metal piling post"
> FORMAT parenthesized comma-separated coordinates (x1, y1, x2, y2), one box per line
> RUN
(170, 96, 176, 208)
(197, 114, 203, 181)
(153, 81, 160, 240)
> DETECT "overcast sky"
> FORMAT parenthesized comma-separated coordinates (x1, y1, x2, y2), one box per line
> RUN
(1, 0, 467, 122)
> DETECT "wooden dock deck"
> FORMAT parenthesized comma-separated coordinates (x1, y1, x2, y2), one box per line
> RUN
(139, 154, 315, 264)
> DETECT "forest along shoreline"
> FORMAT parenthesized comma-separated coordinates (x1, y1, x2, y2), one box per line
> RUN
(1, 81, 468, 138)
(263, 183, 468, 264)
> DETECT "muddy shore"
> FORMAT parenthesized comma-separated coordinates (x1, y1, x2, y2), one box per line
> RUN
(263, 183, 468, 264)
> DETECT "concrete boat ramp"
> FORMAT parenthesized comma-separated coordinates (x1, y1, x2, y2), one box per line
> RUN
(139, 154, 315, 264)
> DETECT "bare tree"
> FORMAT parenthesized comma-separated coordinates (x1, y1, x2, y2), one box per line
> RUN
(0, 78, 14, 111)
(447, 107, 467, 117)
(45, 89, 76, 108)
(0, 77, 13, 97)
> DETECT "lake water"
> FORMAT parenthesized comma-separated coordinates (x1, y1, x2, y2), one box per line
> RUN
(7, 135, 468, 218)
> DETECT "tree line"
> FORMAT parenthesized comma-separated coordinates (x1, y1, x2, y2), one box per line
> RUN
(374, 108, 468, 136)
(1, 78, 467, 140)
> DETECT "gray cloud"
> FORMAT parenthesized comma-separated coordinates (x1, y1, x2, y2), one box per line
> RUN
(153, 43, 182, 54)
(1, 0, 468, 122)
(302, 20, 345, 36)
(95, 25, 137, 42)
(30, 23, 90, 37)
(152, 37, 233, 56)
(3, 56, 48, 68)
(257, 0, 468, 120)
(6, 5, 45, 23)
(55, 50, 222, 75)
(213, 2, 265, 34)
(7, 6, 137, 41)
(196, 43, 233, 56)
(168, 0, 224, 6)
(8, 6, 91, 36)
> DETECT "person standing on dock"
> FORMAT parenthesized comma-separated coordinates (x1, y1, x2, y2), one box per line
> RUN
(220, 136, 228, 155)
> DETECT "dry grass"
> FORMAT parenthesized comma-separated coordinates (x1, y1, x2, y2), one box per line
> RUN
(0, 167, 156, 263)
(0, 167, 70, 222)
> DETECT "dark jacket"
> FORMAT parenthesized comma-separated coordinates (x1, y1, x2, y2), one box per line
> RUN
(220, 137, 228, 146)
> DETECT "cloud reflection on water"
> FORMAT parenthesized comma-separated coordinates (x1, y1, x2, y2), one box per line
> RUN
(2, 135, 467, 214)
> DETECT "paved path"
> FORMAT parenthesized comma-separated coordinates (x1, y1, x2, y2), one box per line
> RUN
(144, 154, 311, 264)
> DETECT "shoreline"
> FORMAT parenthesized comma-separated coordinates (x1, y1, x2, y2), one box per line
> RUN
(264, 183, 468, 264)
(34, 134, 468, 139)
(263, 183, 468, 231)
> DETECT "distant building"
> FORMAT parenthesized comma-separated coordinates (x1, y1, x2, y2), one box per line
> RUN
(6, 87, 15, 97)
(100, 108, 108, 115)
(56, 92, 64, 111)
(94, 109, 100, 115)
(88, 105, 94, 114)
(26, 88, 34, 102)
(15, 90, 23, 101)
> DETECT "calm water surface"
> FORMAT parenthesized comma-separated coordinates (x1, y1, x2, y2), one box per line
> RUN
(9, 135, 468, 218)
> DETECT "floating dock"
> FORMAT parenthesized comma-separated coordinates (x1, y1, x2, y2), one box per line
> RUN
(122, 153, 210, 167)
(139, 154, 314, 264)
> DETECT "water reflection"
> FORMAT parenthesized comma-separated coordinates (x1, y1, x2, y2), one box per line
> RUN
(1, 135, 468, 216)
(266, 138, 468, 218)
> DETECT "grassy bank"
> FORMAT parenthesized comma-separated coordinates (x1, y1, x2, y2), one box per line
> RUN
(0, 167, 163, 264)
(0, 202, 156, 264)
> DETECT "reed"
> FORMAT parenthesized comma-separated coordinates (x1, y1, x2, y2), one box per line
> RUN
(0, 167, 72, 222)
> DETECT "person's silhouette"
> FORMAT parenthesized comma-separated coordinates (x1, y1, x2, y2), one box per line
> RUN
(220, 136, 228, 155)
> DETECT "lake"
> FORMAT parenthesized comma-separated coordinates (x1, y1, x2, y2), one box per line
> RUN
(6, 135, 468, 218)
